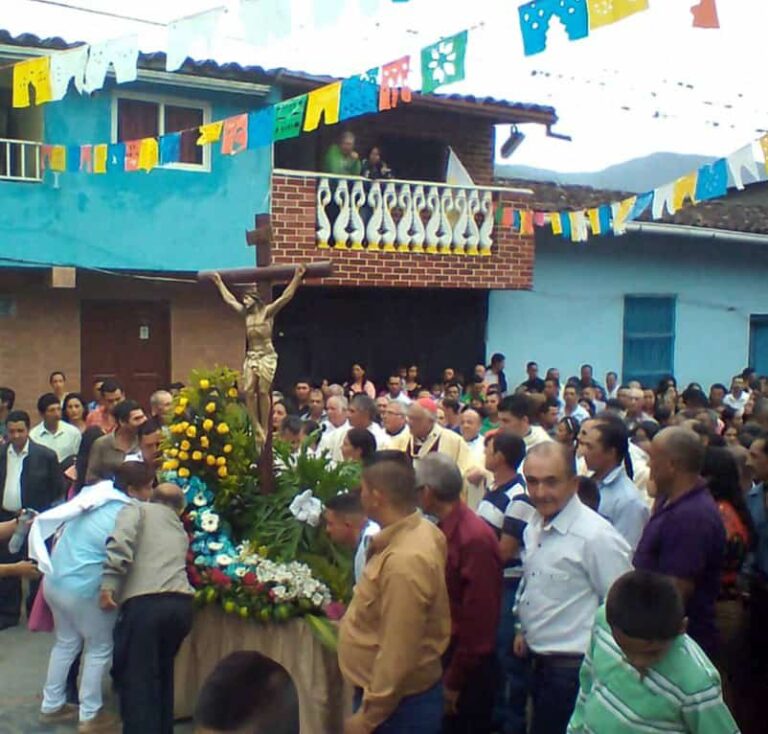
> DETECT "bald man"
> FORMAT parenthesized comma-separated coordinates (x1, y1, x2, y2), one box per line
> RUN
(634, 427, 726, 659)
(101, 483, 194, 733)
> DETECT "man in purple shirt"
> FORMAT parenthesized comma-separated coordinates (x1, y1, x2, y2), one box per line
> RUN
(417, 453, 502, 734)
(634, 427, 725, 658)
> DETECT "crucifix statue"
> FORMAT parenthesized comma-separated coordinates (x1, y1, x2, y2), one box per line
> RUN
(198, 216, 333, 493)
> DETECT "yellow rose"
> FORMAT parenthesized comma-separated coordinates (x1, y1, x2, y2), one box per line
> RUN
(200, 436, 210, 449)
(165, 459, 179, 470)
(192, 451, 203, 462)
(216, 422, 230, 435)
(180, 421, 189, 431)
(223, 444, 233, 454)
(217, 466, 228, 478)
(216, 456, 227, 467)
(162, 461, 174, 471)
(178, 467, 190, 478)
(167, 448, 179, 457)
(174, 405, 184, 416)
(178, 451, 189, 461)
(199, 378, 210, 390)
(202, 419, 214, 432)
(205, 402, 217, 414)
(180, 440, 191, 451)
(206, 455, 217, 467)
(228, 388, 238, 398)
(179, 396, 189, 407)
(186, 426, 197, 438)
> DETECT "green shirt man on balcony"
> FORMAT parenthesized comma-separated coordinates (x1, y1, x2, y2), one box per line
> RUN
(323, 132, 362, 176)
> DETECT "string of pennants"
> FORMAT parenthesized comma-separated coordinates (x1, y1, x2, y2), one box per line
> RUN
(496, 133, 768, 240)
(518, 0, 719, 56)
(33, 28, 469, 175)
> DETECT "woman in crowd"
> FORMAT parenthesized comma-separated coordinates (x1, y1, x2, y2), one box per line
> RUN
(36, 462, 156, 731)
(271, 400, 288, 435)
(405, 365, 421, 398)
(630, 420, 660, 455)
(360, 146, 392, 180)
(63, 393, 89, 434)
(340, 428, 377, 464)
(555, 416, 580, 449)
(344, 364, 375, 401)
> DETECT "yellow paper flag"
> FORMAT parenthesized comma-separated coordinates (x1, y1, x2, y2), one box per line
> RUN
(50, 145, 67, 172)
(197, 121, 224, 146)
(613, 196, 637, 234)
(13, 56, 53, 108)
(93, 144, 108, 174)
(550, 213, 563, 236)
(304, 82, 342, 132)
(760, 135, 768, 174)
(587, 0, 649, 30)
(138, 138, 159, 172)
(587, 208, 601, 235)
(672, 172, 698, 211)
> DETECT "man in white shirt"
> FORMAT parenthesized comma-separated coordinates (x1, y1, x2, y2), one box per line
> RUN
(29, 393, 81, 463)
(317, 396, 349, 456)
(325, 395, 389, 462)
(459, 408, 485, 466)
(381, 400, 410, 444)
(559, 385, 590, 424)
(604, 371, 619, 400)
(385, 373, 412, 406)
(514, 442, 632, 734)
(323, 491, 380, 583)
(499, 395, 552, 451)
(723, 375, 749, 417)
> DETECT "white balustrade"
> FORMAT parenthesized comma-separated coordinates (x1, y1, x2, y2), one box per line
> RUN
(0, 138, 42, 183)
(314, 175, 501, 254)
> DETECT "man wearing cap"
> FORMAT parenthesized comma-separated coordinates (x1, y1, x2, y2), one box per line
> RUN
(394, 398, 475, 476)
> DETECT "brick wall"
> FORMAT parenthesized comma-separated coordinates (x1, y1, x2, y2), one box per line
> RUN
(271, 174, 534, 290)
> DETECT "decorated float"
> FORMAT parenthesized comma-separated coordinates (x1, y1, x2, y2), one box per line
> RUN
(167, 367, 357, 732)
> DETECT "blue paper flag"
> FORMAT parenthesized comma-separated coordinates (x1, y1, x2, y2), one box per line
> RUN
(339, 74, 380, 121)
(159, 133, 181, 165)
(629, 192, 654, 221)
(248, 106, 276, 148)
(560, 212, 572, 240)
(107, 143, 126, 171)
(66, 145, 80, 173)
(512, 210, 521, 231)
(518, 0, 589, 56)
(695, 158, 728, 202)
(598, 205, 613, 234)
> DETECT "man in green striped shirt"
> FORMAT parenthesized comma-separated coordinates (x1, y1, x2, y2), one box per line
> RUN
(568, 570, 739, 734)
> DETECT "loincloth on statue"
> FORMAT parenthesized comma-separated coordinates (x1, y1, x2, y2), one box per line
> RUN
(243, 349, 277, 387)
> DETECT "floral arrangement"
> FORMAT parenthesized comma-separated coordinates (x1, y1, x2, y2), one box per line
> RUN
(163, 368, 359, 632)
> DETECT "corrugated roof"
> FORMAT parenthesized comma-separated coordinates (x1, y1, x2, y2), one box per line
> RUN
(0, 29, 558, 124)
(497, 177, 768, 236)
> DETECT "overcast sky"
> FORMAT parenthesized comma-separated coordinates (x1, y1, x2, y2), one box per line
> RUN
(4, 0, 767, 172)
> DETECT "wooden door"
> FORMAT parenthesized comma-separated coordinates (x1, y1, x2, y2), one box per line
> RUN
(81, 300, 170, 412)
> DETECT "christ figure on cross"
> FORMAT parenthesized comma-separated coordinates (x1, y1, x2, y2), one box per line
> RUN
(209, 263, 307, 447)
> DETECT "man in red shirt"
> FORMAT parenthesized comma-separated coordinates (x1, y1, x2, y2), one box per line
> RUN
(417, 453, 502, 734)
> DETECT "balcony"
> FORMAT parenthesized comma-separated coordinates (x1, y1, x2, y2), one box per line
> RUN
(0, 138, 42, 182)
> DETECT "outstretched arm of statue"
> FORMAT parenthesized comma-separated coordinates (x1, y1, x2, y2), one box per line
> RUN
(265, 263, 307, 318)
(209, 272, 245, 314)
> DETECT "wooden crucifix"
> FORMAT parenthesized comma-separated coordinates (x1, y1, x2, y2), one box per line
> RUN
(199, 215, 333, 493)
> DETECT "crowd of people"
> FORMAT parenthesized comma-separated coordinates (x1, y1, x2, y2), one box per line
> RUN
(1, 354, 767, 733)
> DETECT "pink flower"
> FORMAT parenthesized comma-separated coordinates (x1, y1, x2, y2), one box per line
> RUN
(324, 601, 346, 621)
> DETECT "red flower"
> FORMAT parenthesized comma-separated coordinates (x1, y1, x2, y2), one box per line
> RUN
(209, 569, 231, 588)
(242, 572, 258, 586)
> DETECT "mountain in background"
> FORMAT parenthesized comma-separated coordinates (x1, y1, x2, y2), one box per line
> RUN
(495, 152, 715, 193)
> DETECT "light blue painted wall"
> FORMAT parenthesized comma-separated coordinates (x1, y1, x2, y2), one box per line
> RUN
(0, 81, 272, 271)
(488, 231, 768, 389)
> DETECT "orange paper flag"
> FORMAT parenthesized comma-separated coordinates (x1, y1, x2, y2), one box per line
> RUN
(221, 114, 249, 155)
(691, 0, 719, 28)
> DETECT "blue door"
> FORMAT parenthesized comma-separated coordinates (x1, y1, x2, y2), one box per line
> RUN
(750, 317, 768, 376)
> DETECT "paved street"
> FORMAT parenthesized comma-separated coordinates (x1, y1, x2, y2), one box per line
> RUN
(0, 625, 193, 734)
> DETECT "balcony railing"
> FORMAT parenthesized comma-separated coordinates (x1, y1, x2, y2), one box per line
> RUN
(286, 171, 524, 255)
(0, 138, 42, 182)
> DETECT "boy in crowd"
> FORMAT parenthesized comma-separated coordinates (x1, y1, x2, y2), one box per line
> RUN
(568, 570, 737, 733)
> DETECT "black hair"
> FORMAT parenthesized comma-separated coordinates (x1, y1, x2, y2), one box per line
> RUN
(445, 381, 463, 392)
(490, 353, 505, 365)
(100, 378, 123, 395)
(581, 364, 593, 373)
(681, 386, 708, 409)
(280, 415, 303, 437)
(113, 461, 156, 493)
(6, 409, 30, 428)
(138, 417, 163, 438)
(442, 398, 461, 415)
(710, 383, 728, 394)
(324, 490, 363, 514)
(362, 452, 417, 508)
(74, 427, 105, 494)
(350, 394, 377, 421)
(345, 428, 377, 461)
(0, 387, 16, 410)
(195, 651, 299, 734)
(594, 412, 635, 479)
(37, 392, 60, 415)
(654, 404, 672, 424)
(526, 361, 538, 370)
(607, 371, 618, 379)
(499, 394, 531, 421)
(538, 396, 560, 415)
(605, 398, 624, 412)
(301, 419, 320, 435)
(577, 476, 600, 511)
(63, 392, 89, 422)
(486, 432, 526, 469)
(592, 420, 630, 472)
(606, 570, 684, 641)
(558, 416, 580, 446)
(113, 399, 142, 424)
(703, 446, 755, 547)
(631, 421, 660, 442)
(49, 371, 66, 383)
(579, 398, 596, 418)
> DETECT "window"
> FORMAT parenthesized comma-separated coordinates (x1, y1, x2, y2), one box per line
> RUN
(112, 93, 210, 170)
(622, 296, 676, 386)
(0, 68, 43, 182)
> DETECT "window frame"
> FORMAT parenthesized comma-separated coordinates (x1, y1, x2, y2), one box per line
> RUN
(622, 295, 677, 386)
(110, 90, 212, 173)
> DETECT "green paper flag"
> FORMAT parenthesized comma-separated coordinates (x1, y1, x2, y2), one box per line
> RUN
(273, 95, 308, 141)
(421, 29, 468, 94)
